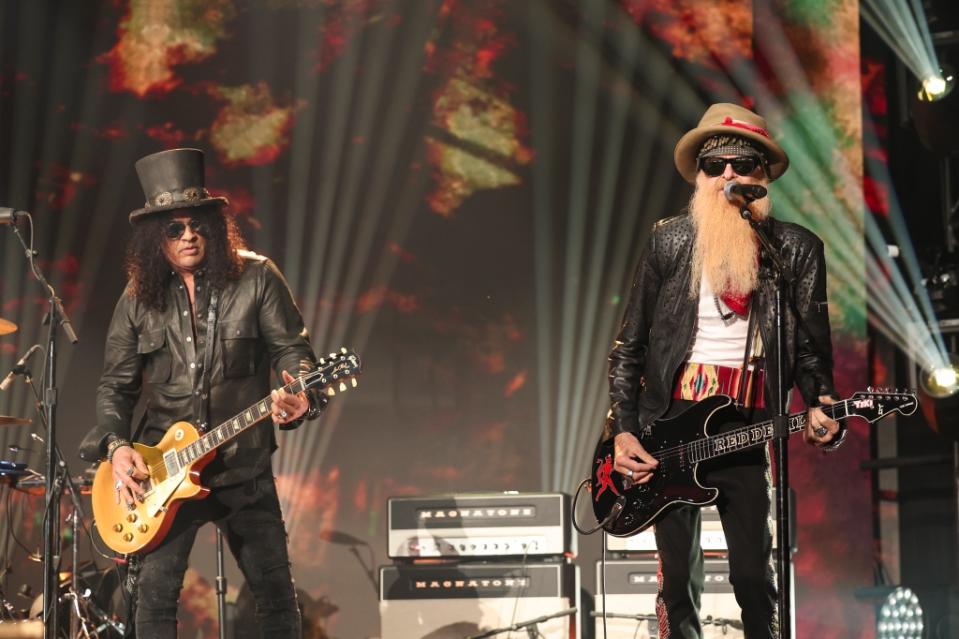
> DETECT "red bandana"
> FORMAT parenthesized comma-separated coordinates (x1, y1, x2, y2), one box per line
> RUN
(720, 291, 752, 316)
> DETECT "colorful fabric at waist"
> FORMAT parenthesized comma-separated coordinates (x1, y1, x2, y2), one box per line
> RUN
(673, 361, 765, 408)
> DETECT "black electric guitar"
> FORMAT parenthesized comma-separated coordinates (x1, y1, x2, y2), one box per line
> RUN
(590, 388, 918, 537)
(92, 348, 361, 555)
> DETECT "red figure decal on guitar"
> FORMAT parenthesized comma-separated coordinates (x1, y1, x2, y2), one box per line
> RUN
(594, 454, 621, 501)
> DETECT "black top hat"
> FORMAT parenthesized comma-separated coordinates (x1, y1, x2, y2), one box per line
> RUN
(129, 148, 229, 223)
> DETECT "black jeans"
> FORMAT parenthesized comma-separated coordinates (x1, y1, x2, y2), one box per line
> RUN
(134, 471, 301, 639)
(653, 400, 777, 639)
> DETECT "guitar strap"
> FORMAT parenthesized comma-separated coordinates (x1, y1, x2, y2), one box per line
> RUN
(735, 306, 760, 408)
(195, 290, 219, 432)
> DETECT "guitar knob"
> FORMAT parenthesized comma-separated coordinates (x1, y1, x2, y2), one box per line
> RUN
(138, 524, 149, 533)
(113, 524, 123, 533)
(127, 513, 138, 523)
(123, 533, 134, 542)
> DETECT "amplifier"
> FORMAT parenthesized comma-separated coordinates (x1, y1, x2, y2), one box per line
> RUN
(387, 492, 573, 559)
(604, 488, 784, 554)
(604, 504, 731, 553)
(379, 562, 579, 639)
(593, 558, 743, 638)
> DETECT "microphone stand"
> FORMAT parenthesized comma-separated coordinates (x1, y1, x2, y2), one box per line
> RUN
(740, 201, 795, 639)
(465, 607, 577, 639)
(7, 211, 79, 639)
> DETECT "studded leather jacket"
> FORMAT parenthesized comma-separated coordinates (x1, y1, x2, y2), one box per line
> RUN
(605, 213, 836, 440)
(79, 252, 321, 487)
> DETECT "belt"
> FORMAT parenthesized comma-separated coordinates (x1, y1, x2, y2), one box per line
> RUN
(673, 361, 765, 408)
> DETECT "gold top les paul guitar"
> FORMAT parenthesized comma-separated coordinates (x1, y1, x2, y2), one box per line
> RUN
(92, 348, 361, 555)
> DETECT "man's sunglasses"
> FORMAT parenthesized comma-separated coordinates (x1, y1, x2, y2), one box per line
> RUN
(698, 156, 763, 177)
(164, 218, 208, 240)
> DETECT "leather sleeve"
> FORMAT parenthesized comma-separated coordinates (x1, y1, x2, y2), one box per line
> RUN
(791, 236, 837, 407)
(80, 293, 143, 462)
(256, 260, 324, 430)
(606, 226, 662, 438)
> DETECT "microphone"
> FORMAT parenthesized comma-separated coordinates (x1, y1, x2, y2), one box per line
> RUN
(723, 181, 768, 203)
(0, 208, 23, 225)
(0, 344, 42, 391)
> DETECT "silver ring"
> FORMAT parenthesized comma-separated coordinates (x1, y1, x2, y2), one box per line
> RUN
(114, 480, 123, 491)
(279, 410, 288, 419)
(625, 469, 633, 478)
(815, 426, 828, 437)
(126, 466, 135, 477)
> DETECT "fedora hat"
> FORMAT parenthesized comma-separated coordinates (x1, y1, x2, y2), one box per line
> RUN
(673, 103, 789, 183)
(129, 148, 228, 223)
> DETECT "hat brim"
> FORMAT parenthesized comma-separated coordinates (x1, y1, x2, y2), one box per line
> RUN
(128, 196, 229, 224)
(674, 127, 789, 184)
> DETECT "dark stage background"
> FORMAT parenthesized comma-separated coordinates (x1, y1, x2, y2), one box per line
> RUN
(0, 1, 890, 637)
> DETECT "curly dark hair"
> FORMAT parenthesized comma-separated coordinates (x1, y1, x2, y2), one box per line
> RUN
(125, 207, 247, 311)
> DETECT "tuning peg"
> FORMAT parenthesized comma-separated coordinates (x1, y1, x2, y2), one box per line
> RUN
(340, 347, 347, 354)
(338, 382, 347, 392)
(351, 378, 357, 388)
(327, 387, 335, 397)
(319, 357, 325, 365)
(328, 352, 336, 359)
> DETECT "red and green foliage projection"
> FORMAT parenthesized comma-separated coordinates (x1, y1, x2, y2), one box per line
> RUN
(0, 1, 872, 637)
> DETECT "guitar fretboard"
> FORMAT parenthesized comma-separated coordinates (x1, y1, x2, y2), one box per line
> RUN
(176, 377, 309, 468)
(687, 401, 850, 463)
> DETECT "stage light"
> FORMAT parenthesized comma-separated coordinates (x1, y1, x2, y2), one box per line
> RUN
(918, 70, 954, 102)
(920, 353, 959, 398)
(877, 587, 924, 639)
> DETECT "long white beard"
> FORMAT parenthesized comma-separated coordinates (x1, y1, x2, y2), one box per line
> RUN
(689, 181, 771, 298)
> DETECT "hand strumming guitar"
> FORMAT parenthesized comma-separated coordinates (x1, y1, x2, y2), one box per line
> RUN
(613, 431, 659, 484)
(111, 445, 149, 508)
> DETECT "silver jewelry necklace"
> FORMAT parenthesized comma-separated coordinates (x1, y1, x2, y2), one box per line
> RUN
(713, 294, 735, 321)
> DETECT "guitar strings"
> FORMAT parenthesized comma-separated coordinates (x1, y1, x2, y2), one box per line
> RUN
(630, 402, 843, 469)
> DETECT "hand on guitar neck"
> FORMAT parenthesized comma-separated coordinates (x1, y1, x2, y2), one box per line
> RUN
(805, 395, 840, 446)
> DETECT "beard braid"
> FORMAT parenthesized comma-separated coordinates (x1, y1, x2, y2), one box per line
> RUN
(688, 181, 772, 298)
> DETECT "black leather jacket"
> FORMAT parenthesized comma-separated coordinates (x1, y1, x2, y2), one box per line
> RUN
(606, 213, 836, 440)
(79, 252, 320, 487)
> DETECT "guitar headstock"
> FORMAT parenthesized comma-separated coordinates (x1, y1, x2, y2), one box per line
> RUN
(845, 388, 919, 423)
(305, 348, 362, 396)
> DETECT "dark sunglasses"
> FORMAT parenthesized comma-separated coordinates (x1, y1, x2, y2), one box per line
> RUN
(164, 218, 207, 240)
(698, 156, 764, 178)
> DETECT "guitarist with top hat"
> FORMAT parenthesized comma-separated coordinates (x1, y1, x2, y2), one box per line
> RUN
(605, 103, 845, 639)
(79, 148, 328, 639)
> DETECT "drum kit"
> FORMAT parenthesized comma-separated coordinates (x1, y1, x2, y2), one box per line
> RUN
(0, 318, 127, 638)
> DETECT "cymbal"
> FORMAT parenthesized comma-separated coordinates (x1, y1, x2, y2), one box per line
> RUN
(0, 317, 15, 335)
(0, 415, 30, 427)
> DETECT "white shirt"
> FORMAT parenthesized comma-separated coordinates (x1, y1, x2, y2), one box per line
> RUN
(687, 277, 751, 367)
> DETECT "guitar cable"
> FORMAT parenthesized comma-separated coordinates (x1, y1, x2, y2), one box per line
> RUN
(570, 477, 628, 639)
(570, 478, 626, 535)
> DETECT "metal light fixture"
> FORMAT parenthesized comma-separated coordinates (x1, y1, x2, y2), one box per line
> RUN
(877, 587, 924, 639)
(920, 353, 959, 398)
(918, 69, 955, 102)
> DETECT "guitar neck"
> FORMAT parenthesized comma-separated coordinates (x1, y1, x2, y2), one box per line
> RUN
(175, 377, 310, 468)
(692, 400, 850, 463)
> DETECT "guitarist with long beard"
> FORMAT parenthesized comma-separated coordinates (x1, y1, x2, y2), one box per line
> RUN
(606, 104, 845, 638)
(79, 148, 326, 638)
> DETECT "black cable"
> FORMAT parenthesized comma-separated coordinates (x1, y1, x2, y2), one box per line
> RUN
(571, 478, 625, 535)
(5, 486, 34, 556)
(601, 531, 608, 639)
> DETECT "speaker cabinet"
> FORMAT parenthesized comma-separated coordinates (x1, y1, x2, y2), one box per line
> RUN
(593, 558, 743, 638)
(379, 562, 579, 639)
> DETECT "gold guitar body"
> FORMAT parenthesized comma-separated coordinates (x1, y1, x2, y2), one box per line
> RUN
(91, 420, 213, 555)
